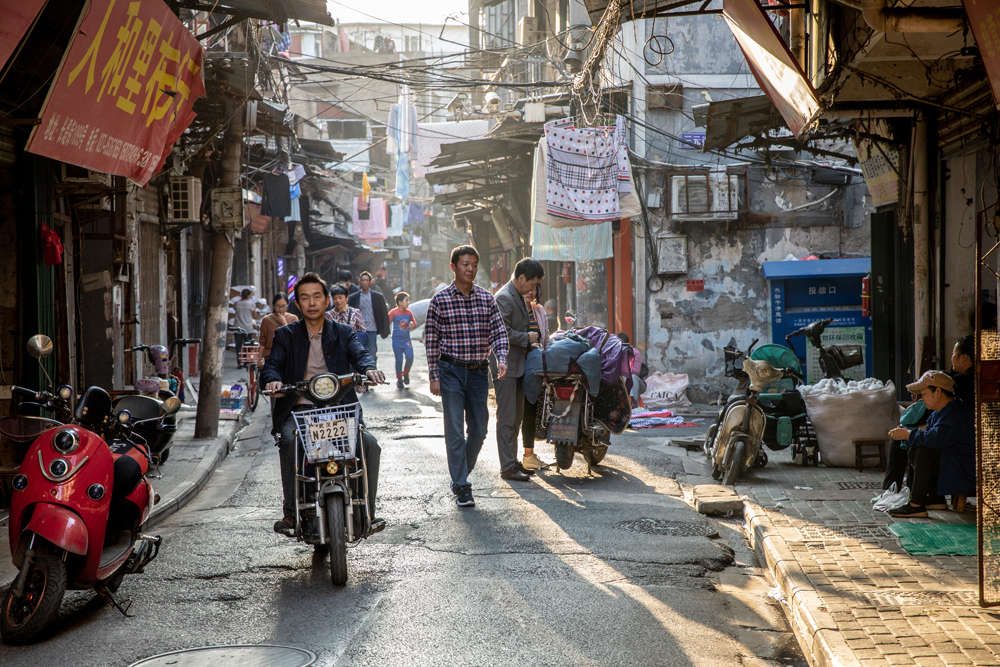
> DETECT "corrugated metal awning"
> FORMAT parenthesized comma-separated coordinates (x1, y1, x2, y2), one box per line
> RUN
(177, 0, 334, 26)
(693, 95, 785, 151)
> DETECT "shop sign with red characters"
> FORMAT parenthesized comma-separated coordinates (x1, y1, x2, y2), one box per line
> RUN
(26, 0, 205, 186)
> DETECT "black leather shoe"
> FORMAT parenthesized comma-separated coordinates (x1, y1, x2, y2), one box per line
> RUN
(370, 517, 387, 534)
(273, 515, 296, 536)
(500, 467, 531, 482)
(516, 462, 536, 476)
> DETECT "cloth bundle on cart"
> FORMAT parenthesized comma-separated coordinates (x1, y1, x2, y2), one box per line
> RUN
(523, 334, 601, 404)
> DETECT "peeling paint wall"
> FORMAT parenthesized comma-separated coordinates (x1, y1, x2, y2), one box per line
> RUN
(943, 154, 978, 354)
(646, 207, 871, 403)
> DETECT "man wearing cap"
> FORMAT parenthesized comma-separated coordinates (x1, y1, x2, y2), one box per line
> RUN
(887, 371, 975, 518)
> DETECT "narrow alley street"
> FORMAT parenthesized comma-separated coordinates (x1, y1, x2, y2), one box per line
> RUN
(0, 349, 803, 667)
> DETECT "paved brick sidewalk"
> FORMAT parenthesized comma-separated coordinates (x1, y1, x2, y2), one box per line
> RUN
(733, 458, 996, 667)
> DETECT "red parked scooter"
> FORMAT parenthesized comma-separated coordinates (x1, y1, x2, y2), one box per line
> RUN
(1, 335, 177, 645)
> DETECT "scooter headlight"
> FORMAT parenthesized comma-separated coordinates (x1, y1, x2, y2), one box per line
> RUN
(52, 428, 80, 454)
(310, 375, 337, 400)
(49, 458, 69, 477)
(11, 475, 27, 491)
(117, 410, 131, 424)
(57, 385, 73, 401)
(326, 461, 339, 474)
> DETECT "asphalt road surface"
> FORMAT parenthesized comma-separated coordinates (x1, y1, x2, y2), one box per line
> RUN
(0, 346, 806, 667)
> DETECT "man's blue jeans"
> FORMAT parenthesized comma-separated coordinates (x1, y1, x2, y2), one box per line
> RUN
(439, 360, 489, 492)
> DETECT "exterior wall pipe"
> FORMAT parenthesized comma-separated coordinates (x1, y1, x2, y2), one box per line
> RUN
(913, 113, 931, 375)
(790, 6, 807, 69)
(862, 0, 965, 33)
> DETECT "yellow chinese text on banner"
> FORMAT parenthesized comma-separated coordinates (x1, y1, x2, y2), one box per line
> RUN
(26, 0, 206, 186)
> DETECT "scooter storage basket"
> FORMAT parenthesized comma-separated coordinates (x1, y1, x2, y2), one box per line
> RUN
(293, 403, 359, 463)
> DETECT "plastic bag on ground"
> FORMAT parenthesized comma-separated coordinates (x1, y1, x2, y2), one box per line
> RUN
(640, 372, 692, 410)
(873, 484, 910, 512)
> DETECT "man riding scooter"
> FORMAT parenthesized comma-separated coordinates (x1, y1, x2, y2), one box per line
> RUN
(261, 272, 386, 536)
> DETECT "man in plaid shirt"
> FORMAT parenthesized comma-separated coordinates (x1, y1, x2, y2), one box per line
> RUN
(425, 245, 509, 508)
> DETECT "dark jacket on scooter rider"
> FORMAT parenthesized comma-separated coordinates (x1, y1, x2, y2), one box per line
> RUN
(261, 318, 376, 435)
(260, 317, 380, 528)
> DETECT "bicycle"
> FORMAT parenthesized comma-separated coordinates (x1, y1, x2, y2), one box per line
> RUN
(230, 326, 261, 412)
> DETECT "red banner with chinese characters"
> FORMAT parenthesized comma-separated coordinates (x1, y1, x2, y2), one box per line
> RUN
(0, 0, 47, 72)
(26, 0, 205, 186)
(964, 0, 1000, 109)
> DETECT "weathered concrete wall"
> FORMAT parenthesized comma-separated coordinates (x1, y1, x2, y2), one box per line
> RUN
(645, 183, 872, 403)
(942, 154, 977, 357)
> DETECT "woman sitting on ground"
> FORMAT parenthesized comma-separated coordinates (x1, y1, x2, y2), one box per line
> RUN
(887, 371, 975, 518)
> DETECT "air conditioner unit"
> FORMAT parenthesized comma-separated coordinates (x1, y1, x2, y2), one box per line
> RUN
(60, 163, 111, 186)
(669, 173, 740, 221)
(170, 176, 202, 224)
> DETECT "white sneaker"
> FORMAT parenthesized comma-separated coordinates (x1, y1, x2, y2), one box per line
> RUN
(522, 454, 552, 470)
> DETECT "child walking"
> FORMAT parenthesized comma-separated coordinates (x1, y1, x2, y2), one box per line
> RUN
(388, 292, 415, 389)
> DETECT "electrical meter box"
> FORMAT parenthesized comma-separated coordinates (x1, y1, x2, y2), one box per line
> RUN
(762, 258, 872, 384)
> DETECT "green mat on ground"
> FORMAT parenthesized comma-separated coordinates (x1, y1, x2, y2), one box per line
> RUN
(888, 523, 977, 556)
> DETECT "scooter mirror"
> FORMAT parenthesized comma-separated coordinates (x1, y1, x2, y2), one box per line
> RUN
(160, 396, 182, 416)
(27, 335, 53, 359)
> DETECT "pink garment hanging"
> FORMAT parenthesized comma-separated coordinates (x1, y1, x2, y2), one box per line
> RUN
(352, 197, 388, 241)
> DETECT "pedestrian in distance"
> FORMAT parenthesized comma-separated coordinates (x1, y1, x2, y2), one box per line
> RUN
(425, 246, 510, 508)
(337, 269, 360, 296)
(260, 272, 386, 537)
(388, 292, 416, 389)
(233, 288, 256, 369)
(492, 258, 545, 482)
(259, 293, 298, 361)
(327, 285, 365, 333)
(349, 271, 390, 369)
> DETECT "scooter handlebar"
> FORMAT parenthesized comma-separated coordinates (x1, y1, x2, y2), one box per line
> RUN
(129, 345, 150, 352)
(11, 386, 38, 399)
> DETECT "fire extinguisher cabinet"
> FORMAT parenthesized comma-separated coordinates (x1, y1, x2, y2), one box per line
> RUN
(761, 258, 873, 384)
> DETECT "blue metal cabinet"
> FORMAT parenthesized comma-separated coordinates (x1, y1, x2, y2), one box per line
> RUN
(761, 259, 872, 383)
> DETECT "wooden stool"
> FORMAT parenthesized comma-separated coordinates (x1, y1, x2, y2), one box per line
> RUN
(954, 495, 968, 513)
(853, 439, 887, 472)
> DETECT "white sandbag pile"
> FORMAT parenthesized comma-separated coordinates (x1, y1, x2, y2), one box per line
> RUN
(800, 378, 902, 467)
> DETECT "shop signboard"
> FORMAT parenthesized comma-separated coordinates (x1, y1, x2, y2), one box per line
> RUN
(853, 119, 899, 207)
(964, 0, 1000, 108)
(804, 326, 867, 384)
(722, 0, 820, 137)
(26, 0, 205, 186)
(419, 259, 432, 269)
(1, 0, 47, 71)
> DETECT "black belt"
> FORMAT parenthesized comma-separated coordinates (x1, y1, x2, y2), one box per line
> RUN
(439, 353, 489, 369)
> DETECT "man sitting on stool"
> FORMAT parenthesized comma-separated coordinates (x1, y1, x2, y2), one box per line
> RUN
(887, 371, 975, 518)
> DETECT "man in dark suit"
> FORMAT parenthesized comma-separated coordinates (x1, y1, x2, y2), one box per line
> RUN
(349, 271, 390, 367)
(492, 258, 544, 482)
(261, 272, 386, 536)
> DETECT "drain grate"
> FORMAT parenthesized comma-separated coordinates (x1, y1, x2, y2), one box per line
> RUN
(852, 590, 979, 607)
(795, 524, 894, 541)
(130, 645, 316, 667)
(836, 482, 883, 490)
(614, 518, 719, 537)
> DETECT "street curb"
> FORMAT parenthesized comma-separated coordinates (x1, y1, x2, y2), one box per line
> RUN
(147, 416, 243, 528)
(742, 500, 862, 667)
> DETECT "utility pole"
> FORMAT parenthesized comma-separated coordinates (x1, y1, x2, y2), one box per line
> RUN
(195, 107, 243, 438)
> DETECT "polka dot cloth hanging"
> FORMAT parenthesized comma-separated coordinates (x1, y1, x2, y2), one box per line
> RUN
(544, 115, 631, 223)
